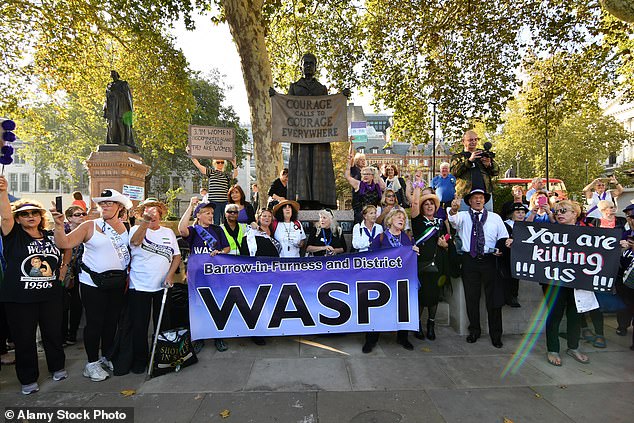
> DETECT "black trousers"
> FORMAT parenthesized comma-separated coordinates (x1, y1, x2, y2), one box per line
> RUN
(80, 283, 125, 362)
(461, 255, 503, 340)
(503, 277, 519, 300)
(0, 303, 11, 355)
(365, 330, 409, 345)
(62, 283, 82, 340)
(4, 299, 65, 385)
(128, 289, 169, 370)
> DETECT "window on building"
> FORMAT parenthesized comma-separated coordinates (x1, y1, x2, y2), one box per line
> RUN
(9, 173, 18, 191)
(385, 148, 391, 155)
(192, 176, 201, 192)
(20, 173, 29, 192)
(358, 147, 365, 154)
(608, 153, 617, 165)
(13, 150, 25, 165)
(371, 147, 378, 154)
(172, 176, 181, 191)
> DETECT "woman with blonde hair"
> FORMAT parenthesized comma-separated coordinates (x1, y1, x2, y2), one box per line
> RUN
(526, 190, 555, 223)
(306, 209, 347, 256)
(0, 175, 66, 394)
(363, 208, 419, 353)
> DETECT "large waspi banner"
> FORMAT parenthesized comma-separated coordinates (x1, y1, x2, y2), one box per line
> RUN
(187, 247, 419, 340)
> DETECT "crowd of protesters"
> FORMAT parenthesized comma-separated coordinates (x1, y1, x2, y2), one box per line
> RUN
(1, 132, 634, 395)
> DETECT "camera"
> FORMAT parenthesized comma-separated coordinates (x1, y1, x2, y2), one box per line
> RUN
(480, 141, 496, 159)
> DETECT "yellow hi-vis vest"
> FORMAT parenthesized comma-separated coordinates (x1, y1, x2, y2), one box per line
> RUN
(221, 223, 247, 254)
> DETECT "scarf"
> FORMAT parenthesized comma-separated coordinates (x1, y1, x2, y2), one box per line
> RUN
(469, 208, 488, 258)
(385, 176, 402, 192)
(357, 180, 382, 199)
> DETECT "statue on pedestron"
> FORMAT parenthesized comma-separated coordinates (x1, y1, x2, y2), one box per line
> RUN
(103, 70, 137, 152)
(270, 53, 349, 210)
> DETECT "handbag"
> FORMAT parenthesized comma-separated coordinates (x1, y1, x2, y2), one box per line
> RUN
(421, 260, 438, 273)
(80, 262, 127, 290)
(623, 258, 634, 289)
(151, 327, 198, 376)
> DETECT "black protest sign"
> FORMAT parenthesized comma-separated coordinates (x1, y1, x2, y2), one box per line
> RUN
(510, 222, 621, 292)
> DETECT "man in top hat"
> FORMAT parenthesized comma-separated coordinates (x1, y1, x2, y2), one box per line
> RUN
(448, 188, 509, 348)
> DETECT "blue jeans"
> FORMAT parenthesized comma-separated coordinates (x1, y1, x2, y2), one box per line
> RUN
(213, 201, 227, 225)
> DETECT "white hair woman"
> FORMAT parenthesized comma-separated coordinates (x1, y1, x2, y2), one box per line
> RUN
(345, 161, 386, 224)
(305, 209, 347, 256)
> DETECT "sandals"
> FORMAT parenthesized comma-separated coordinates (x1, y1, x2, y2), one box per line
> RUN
(592, 335, 607, 348)
(566, 348, 590, 364)
(581, 328, 596, 342)
(547, 352, 562, 367)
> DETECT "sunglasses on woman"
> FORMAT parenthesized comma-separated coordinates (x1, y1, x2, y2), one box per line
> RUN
(17, 211, 41, 218)
(72, 212, 88, 217)
(553, 208, 569, 215)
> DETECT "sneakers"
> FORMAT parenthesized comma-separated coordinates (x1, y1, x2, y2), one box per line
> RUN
(52, 369, 68, 381)
(83, 361, 109, 382)
(21, 382, 39, 395)
(99, 356, 114, 372)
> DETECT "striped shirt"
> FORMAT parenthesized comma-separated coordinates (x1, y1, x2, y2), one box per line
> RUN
(206, 167, 231, 202)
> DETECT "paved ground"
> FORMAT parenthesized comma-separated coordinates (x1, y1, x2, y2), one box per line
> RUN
(0, 317, 633, 423)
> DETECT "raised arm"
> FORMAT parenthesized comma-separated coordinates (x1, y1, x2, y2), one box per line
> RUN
(0, 176, 14, 236)
(186, 146, 207, 175)
(344, 166, 361, 191)
(583, 178, 600, 199)
(178, 197, 199, 238)
(51, 213, 93, 250)
(609, 175, 623, 198)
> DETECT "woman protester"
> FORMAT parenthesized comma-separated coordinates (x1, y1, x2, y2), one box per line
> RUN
(382, 163, 409, 207)
(239, 208, 281, 346)
(0, 176, 66, 394)
(60, 205, 87, 346)
(53, 189, 132, 382)
(351, 205, 383, 253)
(526, 190, 555, 224)
(410, 187, 449, 341)
(509, 200, 589, 366)
(377, 189, 410, 231)
(583, 176, 623, 219)
(179, 197, 230, 351)
(345, 156, 385, 224)
(221, 203, 249, 255)
(227, 185, 256, 225)
(123, 198, 181, 374)
(272, 200, 306, 258)
(499, 203, 528, 308)
(348, 143, 367, 181)
(268, 168, 289, 209)
(363, 209, 419, 353)
(580, 199, 627, 348)
(306, 209, 347, 257)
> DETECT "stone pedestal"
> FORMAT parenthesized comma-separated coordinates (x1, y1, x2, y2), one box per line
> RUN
(85, 149, 150, 205)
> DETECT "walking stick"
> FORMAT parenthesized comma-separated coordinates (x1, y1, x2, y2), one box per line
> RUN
(147, 286, 169, 380)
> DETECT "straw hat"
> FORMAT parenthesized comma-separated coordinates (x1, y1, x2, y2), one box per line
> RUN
(419, 194, 440, 210)
(272, 199, 301, 215)
(135, 197, 169, 219)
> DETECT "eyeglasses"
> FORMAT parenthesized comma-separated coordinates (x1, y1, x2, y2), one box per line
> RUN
(553, 208, 569, 215)
(386, 194, 395, 198)
(72, 213, 87, 217)
(216, 161, 225, 165)
(17, 210, 41, 217)
(361, 173, 373, 176)
(98, 201, 116, 207)
(226, 210, 239, 214)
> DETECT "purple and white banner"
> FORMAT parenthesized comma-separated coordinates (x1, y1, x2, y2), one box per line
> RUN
(187, 247, 419, 340)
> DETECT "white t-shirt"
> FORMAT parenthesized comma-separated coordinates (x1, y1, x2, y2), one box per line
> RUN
(274, 221, 306, 258)
(587, 191, 613, 219)
(129, 225, 180, 292)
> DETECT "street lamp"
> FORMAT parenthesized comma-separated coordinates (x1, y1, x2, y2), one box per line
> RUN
(430, 100, 437, 176)
(515, 152, 521, 178)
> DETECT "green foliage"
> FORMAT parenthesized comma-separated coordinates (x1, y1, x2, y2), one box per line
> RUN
(495, 94, 633, 196)
(164, 186, 185, 219)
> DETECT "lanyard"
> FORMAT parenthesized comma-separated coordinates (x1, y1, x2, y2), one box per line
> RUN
(321, 228, 332, 246)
